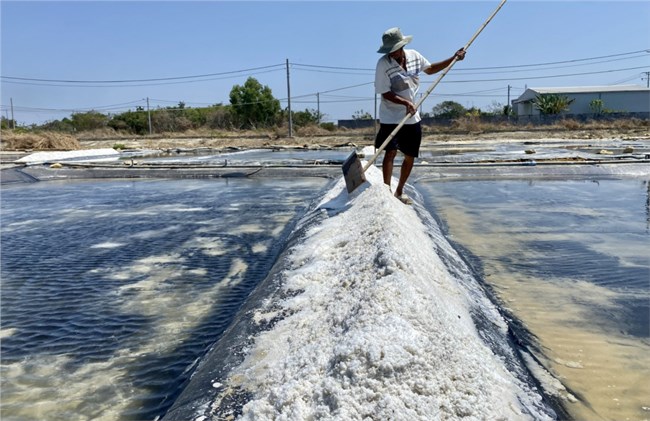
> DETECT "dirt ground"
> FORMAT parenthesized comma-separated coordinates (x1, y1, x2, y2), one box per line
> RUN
(1, 126, 648, 156)
(73, 127, 649, 151)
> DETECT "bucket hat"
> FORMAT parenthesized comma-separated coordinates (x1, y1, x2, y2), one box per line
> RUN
(377, 27, 413, 54)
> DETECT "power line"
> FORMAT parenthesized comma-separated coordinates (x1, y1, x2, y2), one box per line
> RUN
(292, 63, 373, 71)
(435, 65, 650, 84)
(288, 66, 645, 102)
(5, 99, 146, 113)
(0, 64, 285, 84)
(1, 68, 286, 88)
(452, 49, 649, 71)
(610, 73, 647, 85)
(5, 50, 648, 124)
(88, 99, 146, 110)
(7, 63, 643, 92)
(293, 49, 649, 73)
(448, 54, 649, 76)
(3, 49, 646, 85)
(291, 67, 374, 76)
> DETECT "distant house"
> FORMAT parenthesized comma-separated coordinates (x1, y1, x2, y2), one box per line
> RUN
(512, 85, 650, 117)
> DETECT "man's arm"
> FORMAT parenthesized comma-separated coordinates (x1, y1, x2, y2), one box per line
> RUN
(382, 91, 417, 116)
(424, 48, 466, 75)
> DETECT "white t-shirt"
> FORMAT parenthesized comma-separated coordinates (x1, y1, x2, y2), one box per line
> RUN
(375, 49, 431, 124)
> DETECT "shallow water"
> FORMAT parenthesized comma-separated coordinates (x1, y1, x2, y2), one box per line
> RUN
(416, 177, 650, 421)
(0, 177, 328, 421)
(2, 151, 649, 420)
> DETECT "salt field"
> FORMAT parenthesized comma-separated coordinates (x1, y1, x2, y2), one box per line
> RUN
(1, 139, 649, 421)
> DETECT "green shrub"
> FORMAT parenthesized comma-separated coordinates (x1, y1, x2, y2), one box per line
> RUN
(320, 122, 336, 131)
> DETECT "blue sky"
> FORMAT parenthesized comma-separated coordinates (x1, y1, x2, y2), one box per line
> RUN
(2, 0, 649, 125)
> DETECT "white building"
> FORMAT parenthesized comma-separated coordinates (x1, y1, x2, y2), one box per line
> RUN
(512, 85, 650, 117)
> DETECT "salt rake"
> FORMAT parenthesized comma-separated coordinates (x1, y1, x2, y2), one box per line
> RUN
(342, 0, 508, 193)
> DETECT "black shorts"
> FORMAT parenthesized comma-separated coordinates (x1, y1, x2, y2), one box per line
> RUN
(374, 122, 422, 158)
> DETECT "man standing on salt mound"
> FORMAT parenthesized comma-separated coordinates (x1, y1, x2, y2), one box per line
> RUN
(374, 27, 465, 204)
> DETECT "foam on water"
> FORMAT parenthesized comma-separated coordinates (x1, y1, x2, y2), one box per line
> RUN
(90, 241, 127, 249)
(193, 164, 555, 420)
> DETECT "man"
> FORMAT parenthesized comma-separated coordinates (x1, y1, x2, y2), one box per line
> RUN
(375, 27, 465, 203)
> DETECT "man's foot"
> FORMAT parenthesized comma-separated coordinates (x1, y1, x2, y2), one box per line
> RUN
(395, 194, 413, 205)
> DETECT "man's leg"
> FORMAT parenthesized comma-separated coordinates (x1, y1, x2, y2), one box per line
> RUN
(395, 154, 414, 197)
(382, 149, 397, 189)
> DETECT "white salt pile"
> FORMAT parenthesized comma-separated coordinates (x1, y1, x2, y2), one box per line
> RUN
(16, 148, 119, 164)
(207, 158, 552, 420)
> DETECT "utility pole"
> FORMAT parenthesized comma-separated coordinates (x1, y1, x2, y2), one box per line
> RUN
(507, 85, 511, 120)
(317, 92, 320, 124)
(286, 58, 293, 138)
(146, 97, 152, 134)
(10, 97, 15, 129)
(643, 71, 650, 88)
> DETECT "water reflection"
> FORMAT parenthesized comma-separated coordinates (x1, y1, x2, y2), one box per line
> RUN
(416, 178, 650, 421)
(0, 177, 328, 420)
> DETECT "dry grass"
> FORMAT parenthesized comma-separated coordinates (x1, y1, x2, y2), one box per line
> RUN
(559, 119, 582, 130)
(294, 124, 338, 137)
(1, 118, 647, 151)
(424, 117, 649, 135)
(1, 131, 81, 150)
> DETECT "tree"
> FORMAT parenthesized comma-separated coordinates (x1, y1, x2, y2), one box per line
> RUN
(352, 109, 373, 120)
(1, 116, 16, 130)
(41, 117, 74, 132)
(109, 110, 149, 134)
(533, 94, 575, 115)
(485, 101, 506, 116)
(183, 106, 210, 127)
(465, 107, 483, 117)
(431, 101, 466, 119)
(205, 104, 234, 129)
(229, 77, 281, 129)
(70, 111, 109, 131)
(589, 99, 605, 115)
(152, 109, 192, 132)
(292, 108, 323, 127)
